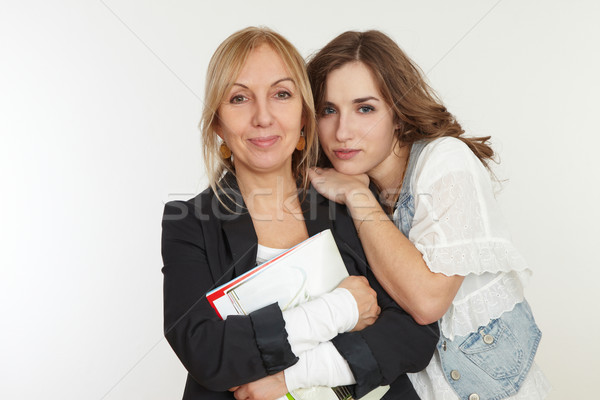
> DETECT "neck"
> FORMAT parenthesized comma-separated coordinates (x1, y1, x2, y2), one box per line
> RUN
(235, 168, 299, 213)
(368, 141, 411, 209)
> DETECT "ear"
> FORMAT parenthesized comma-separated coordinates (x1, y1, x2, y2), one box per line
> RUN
(215, 121, 223, 139)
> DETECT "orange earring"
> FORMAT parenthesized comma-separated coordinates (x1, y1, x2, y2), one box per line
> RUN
(219, 143, 232, 159)
(295, 130, 306, 151)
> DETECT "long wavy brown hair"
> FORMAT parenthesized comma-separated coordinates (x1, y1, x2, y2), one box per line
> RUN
(307, 30, 494, 166)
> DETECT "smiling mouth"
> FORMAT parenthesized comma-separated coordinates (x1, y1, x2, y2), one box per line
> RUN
(333, 149, 360, 160)
(248, 136, 280, 148)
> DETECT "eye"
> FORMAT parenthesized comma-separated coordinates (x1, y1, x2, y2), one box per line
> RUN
(322, 106, 337, 115)
(358, 105, 375, 113)
(230, 95, 248, 104)
(275, 90, 291, 99)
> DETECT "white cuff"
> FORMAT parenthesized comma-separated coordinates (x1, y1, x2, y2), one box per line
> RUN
(284, 341, 356, 391)
(283, 288, 358, 355)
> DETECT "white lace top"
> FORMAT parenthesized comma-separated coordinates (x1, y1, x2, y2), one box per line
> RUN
(401, 137, 550, 399)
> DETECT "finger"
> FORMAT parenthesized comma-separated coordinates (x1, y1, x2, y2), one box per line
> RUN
(235, 385, 250, 399)
(233, 388, 245, 400)
(229, 387, 239, 391)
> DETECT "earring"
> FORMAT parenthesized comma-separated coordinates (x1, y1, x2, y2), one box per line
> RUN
(219, 142, 232, 159)
(295, 129, 306, 151)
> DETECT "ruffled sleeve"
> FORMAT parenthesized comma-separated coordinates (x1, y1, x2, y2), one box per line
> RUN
(405, 137, 532, 339)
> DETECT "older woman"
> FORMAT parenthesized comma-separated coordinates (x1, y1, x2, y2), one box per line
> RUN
(161, 27, 438, 400)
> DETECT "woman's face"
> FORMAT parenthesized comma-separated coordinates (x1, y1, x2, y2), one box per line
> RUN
(317, 61, 398, 180)
(216, 44, 303, 177)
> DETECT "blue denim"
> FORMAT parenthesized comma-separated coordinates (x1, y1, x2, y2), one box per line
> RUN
(392, 140, 426, 238)
(394, 140, 542, 400)
(438, 301, 541, 400)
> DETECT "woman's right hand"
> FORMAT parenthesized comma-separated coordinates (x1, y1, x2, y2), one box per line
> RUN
(308, 167, 370, 205)
(337, 276, 380, 331)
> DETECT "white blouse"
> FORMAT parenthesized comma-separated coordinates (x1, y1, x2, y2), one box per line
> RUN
(401, 137, 550, 399)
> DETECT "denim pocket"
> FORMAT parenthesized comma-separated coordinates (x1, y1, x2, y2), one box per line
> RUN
(439, 301, 542, 400)
(458, 318, 524, 379)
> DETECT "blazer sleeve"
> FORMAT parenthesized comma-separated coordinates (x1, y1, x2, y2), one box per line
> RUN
(333, 299, 438, 397)
(331, 227, 439, 398)
(161, 201, 298, 392)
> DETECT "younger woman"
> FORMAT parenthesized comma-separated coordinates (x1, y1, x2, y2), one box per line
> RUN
(307, 30, 550, 400)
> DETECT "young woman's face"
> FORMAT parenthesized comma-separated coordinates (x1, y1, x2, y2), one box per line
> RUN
(317, 62, 398, 178)
(217, 44, 303, 177)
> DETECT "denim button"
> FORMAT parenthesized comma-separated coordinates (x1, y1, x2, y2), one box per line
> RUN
(483, 334, 494, 344)
(469, 394, 480, 400)
(450, 370, 461, 380)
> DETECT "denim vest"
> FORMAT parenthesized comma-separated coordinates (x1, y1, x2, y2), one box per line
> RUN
(394, 141, 542, 400)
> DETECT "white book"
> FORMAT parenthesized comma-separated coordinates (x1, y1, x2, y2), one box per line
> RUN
(206, 229, 348, 319)
(206, 229, 388, 400)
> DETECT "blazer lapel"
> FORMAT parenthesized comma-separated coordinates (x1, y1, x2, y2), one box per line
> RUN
(222, 214, 258, 278)
(301, 185, 332, 236)
(301, 185, 368, 276)
(218, 175, 258, 278)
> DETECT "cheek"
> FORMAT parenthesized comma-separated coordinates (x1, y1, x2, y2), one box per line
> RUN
(317, 120, 334, 143)
(218, 109, 243, 136)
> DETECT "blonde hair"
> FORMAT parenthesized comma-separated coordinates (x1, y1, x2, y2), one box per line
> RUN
(200, 26, 318, 203)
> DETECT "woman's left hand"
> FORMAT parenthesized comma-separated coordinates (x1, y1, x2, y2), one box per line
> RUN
(308, 167, 370, 205)
(230, 371, 288, 400)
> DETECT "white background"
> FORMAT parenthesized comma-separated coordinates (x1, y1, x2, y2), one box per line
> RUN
(1, 1, 598, 399)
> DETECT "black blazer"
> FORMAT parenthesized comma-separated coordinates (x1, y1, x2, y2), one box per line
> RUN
(161, 178, 439, 399)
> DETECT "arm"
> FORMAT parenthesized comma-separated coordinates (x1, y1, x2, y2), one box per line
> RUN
(161, 201, 298, 392)
(309, 168, 463, 325)
(281, 199, 440, 398)
(232, 343, 356, 400)
(331, 278, 439, 398)
(236, 288, 438, 399)
(231, 211, 439, 398)
(283, 276, 379, 356)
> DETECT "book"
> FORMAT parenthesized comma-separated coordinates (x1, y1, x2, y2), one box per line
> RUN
(206, 229, 349, 319)
(206, 229, 389, 400)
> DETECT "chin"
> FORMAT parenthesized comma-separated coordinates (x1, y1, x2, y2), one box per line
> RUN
(330, 161, 365, 176)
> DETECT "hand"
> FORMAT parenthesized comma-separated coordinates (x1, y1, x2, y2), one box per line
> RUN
(337, 276, 380, 331)
(229, 372, 288, 400)
(308, 167, 370, 205)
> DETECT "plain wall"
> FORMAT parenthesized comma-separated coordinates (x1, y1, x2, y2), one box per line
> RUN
(1, 1, 598, 398)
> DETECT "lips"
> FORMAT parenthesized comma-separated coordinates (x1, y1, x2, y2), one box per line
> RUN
(333, 148, 360, 160)
(247, 135, 280, 148)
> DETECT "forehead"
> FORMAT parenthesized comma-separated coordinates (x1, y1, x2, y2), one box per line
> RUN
(234, 43, 293, 84)
(325, 62, 381, 99)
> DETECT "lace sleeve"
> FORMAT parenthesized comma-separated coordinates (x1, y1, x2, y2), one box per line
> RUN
(407, 137, 533, 339)
(409, 137, 530, 277)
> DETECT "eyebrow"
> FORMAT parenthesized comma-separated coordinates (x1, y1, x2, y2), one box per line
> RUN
(353, 96, 379, 104)
(232, 77, 295, 89)
(323, 96, 380, 107)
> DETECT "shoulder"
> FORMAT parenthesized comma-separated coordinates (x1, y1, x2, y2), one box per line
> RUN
(163, 187, 213, 220)
(414, 137, 489, 188)
(162, 187, 219, 238)
(419, 137, 478, 170)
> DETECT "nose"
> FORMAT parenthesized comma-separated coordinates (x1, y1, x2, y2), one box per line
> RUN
(335, 112, 354, 143)
(252, 97, 274, 128)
